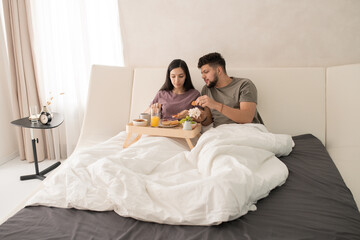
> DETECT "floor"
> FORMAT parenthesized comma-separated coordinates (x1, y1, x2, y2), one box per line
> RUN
(0, 156, 62, 223)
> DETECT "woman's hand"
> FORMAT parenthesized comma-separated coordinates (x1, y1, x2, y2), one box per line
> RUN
(172, 110, 188, 119)
(144, 103, 162, 115)
(151, 103, 162, 110)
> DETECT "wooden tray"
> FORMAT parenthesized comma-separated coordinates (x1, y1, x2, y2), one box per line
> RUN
(123, 123, 201, 149)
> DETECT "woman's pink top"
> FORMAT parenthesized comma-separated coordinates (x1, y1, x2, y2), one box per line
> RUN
(150, 89, 200, 119)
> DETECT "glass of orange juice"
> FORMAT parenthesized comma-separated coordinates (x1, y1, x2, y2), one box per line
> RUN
(150, 107, 160, 127)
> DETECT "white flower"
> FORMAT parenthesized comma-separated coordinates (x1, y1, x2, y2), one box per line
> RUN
(188, 107, 201, 118)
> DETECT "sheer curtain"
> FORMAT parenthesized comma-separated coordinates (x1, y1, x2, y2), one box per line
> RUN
(29, 0, 124, 158)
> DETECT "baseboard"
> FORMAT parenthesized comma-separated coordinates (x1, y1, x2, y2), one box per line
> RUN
(0, 151, 19, 166)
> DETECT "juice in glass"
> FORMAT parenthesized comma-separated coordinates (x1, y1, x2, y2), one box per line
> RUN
(150, 108, 160, 127)
(151, 116, 159, 127)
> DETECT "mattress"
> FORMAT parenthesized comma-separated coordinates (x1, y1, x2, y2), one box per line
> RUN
(1, 134, 359, 240)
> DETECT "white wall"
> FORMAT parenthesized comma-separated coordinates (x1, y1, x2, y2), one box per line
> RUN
(118, 0, 360, 68)
(0, 20, 18, 164)
(326, 64, 360, 208)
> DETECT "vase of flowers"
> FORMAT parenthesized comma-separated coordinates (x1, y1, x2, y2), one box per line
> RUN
(180, 116, 197, 130)
(45, 92, 64, 117)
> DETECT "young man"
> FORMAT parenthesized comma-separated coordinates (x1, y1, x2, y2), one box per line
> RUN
(194, 52, 263, 127)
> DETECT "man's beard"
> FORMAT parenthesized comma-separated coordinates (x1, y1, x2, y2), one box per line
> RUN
(207, 74, 218, 88)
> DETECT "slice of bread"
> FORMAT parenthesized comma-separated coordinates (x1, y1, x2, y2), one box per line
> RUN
(162, 120, 171, 126)
(170, 120, 179, 125)
(162, 120, 178, 126)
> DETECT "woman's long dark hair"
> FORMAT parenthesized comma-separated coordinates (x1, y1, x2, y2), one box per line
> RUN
(160, 59, 195, 91)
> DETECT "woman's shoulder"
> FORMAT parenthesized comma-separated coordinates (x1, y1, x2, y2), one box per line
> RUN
(158, 90, 177, 100)
(156, 89, 171, 96)
(187, 88, 200, 96)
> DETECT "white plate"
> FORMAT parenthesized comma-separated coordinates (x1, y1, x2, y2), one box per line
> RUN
(158, 123, 179, 128)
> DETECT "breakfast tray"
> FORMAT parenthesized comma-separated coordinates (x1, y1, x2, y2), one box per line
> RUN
(123, 123, 201, 149)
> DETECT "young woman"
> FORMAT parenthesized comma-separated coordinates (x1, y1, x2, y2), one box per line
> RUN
(147, 59, 200, 119)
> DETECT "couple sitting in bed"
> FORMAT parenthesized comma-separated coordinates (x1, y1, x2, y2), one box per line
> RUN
(147, 52, 264, 127)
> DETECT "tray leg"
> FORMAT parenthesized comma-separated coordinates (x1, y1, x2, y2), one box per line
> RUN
(185, 138, 194, 150)
(123, 133, 132, 148)
(123, 133, 142, 148)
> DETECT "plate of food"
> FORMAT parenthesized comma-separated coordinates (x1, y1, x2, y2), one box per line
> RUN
(159, 119, 179, 128)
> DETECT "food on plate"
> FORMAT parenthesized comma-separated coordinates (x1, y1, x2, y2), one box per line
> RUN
(161, 120, 179, 126)
(161, 120, 171, 126)
(133, 119, 145, 122)
(191, 101, 196, 106)
(179, 116, 195, 124)
(132, 118, 147, 126)
(170, 120, 179, 125)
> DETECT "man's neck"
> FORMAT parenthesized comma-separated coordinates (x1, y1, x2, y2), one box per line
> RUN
(216, 75, 232, 88)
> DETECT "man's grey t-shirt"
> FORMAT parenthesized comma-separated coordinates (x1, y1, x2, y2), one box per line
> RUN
(201, 77, 263, 127)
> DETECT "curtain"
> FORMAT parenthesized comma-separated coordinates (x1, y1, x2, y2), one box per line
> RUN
(2, 0, 46, 163)
(28, 0, 124, 158)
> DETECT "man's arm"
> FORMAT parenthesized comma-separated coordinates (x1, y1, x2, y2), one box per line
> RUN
(196, 95, 256, 124)
(219, 101, 256, 123)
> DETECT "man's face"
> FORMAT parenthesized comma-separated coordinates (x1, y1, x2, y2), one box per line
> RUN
(200, 64, 218, 88)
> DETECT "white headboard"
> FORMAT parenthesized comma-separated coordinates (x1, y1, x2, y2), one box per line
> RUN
(130, 68, 325, 144)
(77, 65, 326, 150)
(77, 65, 133, 149)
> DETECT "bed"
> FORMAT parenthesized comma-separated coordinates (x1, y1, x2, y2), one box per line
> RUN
(1, 134, 359, 239)
(1, 65, 359, 239)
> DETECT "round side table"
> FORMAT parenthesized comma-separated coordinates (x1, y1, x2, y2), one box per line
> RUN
(11, 112, 64, 181)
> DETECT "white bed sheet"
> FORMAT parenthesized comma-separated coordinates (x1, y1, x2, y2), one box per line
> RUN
(27, 124, 294, 225)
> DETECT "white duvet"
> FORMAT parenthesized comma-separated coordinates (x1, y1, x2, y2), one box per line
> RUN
(27, 124, 294, 225)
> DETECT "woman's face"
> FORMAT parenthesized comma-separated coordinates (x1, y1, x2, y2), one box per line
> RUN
(170, 67, 186, 90)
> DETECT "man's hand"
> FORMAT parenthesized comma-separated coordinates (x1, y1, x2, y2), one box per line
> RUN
(195, 95, 218, 109)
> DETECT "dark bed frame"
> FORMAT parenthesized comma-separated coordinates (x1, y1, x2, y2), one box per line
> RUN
(1, 134, 360, 240)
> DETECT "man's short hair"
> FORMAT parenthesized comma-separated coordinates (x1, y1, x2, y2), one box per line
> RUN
(197, 52, 227, 74)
